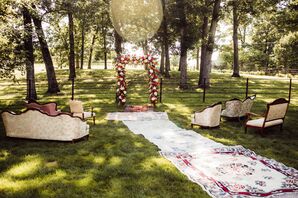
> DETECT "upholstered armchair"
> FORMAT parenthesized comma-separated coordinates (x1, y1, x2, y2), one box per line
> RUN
(191, 102, 222, 128)
(245, 98, 289, 134)
(221, 95, 256, 119)
(69, 100, 96, 125)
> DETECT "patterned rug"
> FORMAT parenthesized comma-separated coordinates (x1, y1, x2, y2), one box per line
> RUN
(161, 147, 298, 198)
(107, 112, 298, 197)
(124, 105, 154, 112)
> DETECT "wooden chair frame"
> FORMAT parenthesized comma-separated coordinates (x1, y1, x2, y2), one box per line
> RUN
(245, 98, 289, 134)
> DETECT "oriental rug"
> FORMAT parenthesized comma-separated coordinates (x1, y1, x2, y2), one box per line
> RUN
(106, 112, 298, 198)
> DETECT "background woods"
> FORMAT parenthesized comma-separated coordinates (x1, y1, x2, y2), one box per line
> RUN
(0, 0, 297, 98)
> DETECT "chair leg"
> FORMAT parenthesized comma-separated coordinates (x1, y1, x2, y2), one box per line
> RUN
(191, 124, 193, 128)
(93, 116, 96, 125)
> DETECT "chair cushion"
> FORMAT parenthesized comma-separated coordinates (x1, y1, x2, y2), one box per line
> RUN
(73, 112, 95, 119)
(246, 118, 283, 128)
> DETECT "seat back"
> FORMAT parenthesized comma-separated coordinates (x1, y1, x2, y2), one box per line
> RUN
(26, 102, 58, 116)
(69, 100, 84, 113)
(207, 103, 222, 126)
(265, 98, 289, 122)
(239, 95, 256, 117)
(223, 99, 242, 117)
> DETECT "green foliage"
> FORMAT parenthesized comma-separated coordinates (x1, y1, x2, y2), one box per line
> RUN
(274, 31, 298, 70)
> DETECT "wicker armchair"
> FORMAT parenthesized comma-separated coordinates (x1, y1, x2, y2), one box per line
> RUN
(191, 102, 222, 128)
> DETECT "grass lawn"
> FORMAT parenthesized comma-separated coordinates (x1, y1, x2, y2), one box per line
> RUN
(0, 69, 297, 198)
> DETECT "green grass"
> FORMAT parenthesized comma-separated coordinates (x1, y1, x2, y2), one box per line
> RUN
(0, 69, 297, 198)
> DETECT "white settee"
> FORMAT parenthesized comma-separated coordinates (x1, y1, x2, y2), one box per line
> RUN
(1, 109, 89, 141)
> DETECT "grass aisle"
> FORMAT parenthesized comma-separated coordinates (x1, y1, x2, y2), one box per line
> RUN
(0, 69, 297, 198)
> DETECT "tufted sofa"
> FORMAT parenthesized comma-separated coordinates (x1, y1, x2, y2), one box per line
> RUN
(1, 109, 89, 141)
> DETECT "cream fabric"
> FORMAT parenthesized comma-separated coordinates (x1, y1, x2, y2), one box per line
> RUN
(239, 98, 254, 117)
(2, 110, 89, 141)
(266, 103, 288, 121)
(192, 104, 222, 127)
(246, 118, 283, 128)
(221, 100, 242, 118)
(69, 100, 95, 119)
(69, 100, 84, 113)
(222, 97, 255, 118)
(73, 112, 95, 119)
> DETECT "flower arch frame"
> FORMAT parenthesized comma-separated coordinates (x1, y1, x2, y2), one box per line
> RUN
(115, 54, 159, 106)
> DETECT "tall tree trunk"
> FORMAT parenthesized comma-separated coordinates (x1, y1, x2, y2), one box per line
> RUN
(160, 44, 165, 74)
(196, 46, 200, 70)
(162, 0, 171, 78)
(232, 1, 240, 77)
(177, 0, 188, 89)
(23, 7, 37, 101)
(114, 30, 122, 57)
(198, 13, 209, 87)
(75, 53, 80, 68)
(80, 20, 85, 69)
(31, 6, 60, 93)
(102, 26, 107, 70)
(68, 11, 76, 79)
(200, 0, 221, 88)
(179, 45, 188, 89)
(88, 26, 99, 69)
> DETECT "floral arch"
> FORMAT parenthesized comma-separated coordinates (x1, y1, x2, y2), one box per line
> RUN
(115, 54, 159, 106)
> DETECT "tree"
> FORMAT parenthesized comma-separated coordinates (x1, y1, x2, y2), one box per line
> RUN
(23, 6, 37, 101)
(31, 4, 60, 93)
(88, 25, 100, 69)
(114, 29, 123, 58)
(161, 0, 171, 78)
(199, 0, 221, 88)
(0, 0, 25, 79)
(177, 0, 188, 89)
(68, 7, 76, 79)
(231, 0, 240, 77)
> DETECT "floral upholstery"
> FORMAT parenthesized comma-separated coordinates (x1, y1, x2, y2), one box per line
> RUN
(221, 99, 242, 118)
(221, 95, 256, 118)
(192, 103, 222, 128)
(245, 98, 289, 132)
(266, 103, 288, 121)
(1, 110, 89, 141)
(239, 97, 255, 117)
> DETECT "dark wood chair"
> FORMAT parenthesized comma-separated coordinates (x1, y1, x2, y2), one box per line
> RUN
(245, 98, 289, 134)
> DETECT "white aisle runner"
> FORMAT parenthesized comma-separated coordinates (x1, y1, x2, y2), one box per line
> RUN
(107, 112, 298, 198)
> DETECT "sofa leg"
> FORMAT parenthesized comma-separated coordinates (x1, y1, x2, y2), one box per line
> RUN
(280, 124, 283, 132)
(245, 126, 247, 133)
